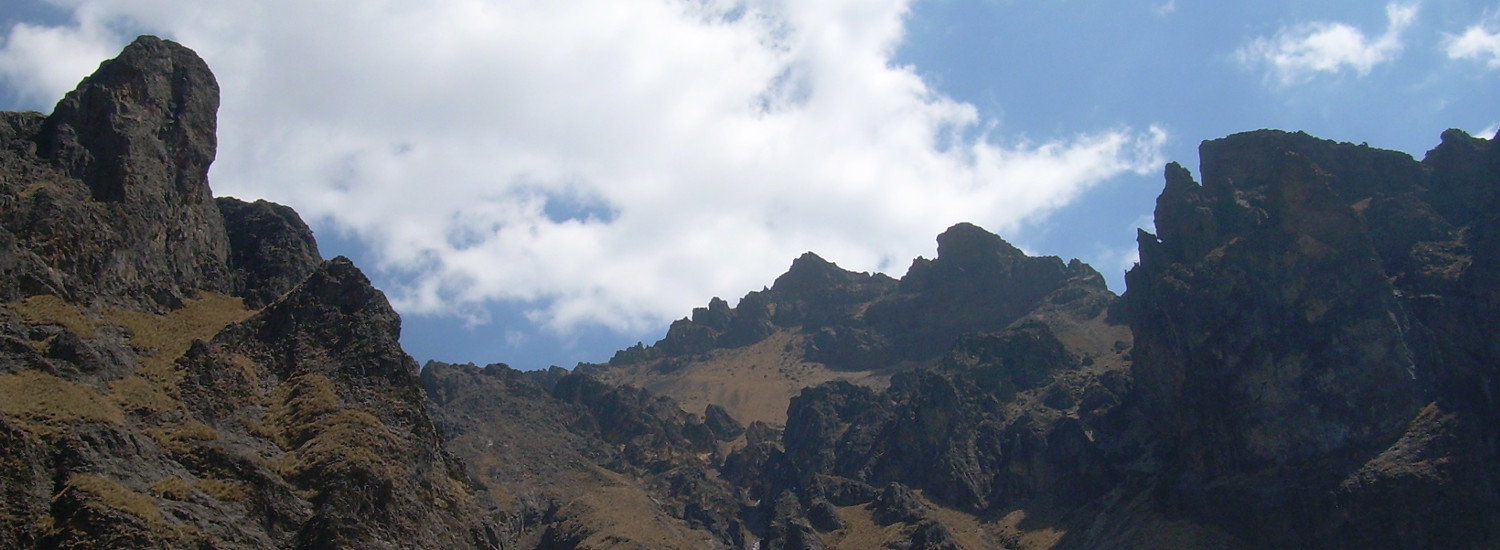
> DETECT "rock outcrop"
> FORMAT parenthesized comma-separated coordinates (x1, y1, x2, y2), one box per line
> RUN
(1124, 129, 1500, 548)
(590, 220, 1127, 433)
(10, 36, 231, 310)
(0, 36, 495, 549)
(217, 197, 322, 309)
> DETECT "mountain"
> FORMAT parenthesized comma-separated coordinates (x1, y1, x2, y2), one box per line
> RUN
(582, 222, 1126, 428)
(0, 37, 495, 548)
(422, 129, 1500, 549)
(2, 35, 1497, 549)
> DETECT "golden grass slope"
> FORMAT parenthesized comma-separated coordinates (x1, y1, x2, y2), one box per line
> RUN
(596, 329, 892, 427)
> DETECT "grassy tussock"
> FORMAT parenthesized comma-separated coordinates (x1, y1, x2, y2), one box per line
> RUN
(271, 409, 408, 484)
(240, 417, 278, 442)
(229, 353, 264, 398)
(67, 474, 212, 544)
(0, 371, 123, 434)
(266, 374, 342, 448)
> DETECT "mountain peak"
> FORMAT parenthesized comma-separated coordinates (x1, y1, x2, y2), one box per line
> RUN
(0, 35, 230, 310)
(41, 35, 219, 204)
(934, 221, 1025, 265)
(770, 251, 849, 295)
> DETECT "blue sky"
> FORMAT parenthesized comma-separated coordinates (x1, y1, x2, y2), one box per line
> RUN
(1, 0, 1496, 369)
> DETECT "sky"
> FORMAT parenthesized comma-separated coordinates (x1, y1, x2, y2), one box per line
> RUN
(1, 0, 1496, 370)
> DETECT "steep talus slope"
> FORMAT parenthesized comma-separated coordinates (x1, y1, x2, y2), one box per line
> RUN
(1122, 129, 1500, 548)
(0, 36, 495, 549)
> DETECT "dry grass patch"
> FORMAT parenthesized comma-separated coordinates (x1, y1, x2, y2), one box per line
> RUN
(11, 294, 97, 337)
(67, 474, 165, 524)
(985, 508, 1067, 550)
(266, 373, 342, 447)
(195, 478, 246, 502)
(916, 492, 1004, 549)
(103, 293, 252, 383)
(824, 503, 909, 549)
(108, 376, 182, 415)
(145, 420, 220, 454)
(0, 371, 123, 433)
(266, 374, 409, 486)
(271, 410, 407, 484)
(600, 329, 893, 426)
(150, 477, 193, 501)
(240, 417, 278, 442)
(548, 483, 711, 550)
(67, 474, 212, 544)
(228, 353, 264, 396)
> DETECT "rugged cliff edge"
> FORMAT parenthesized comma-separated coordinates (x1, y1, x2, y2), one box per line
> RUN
(0, 36, 495, 549)
(1121, 129, 1500, 548)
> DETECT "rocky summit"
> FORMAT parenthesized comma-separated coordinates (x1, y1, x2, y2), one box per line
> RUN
(1, 36, 1497, 549)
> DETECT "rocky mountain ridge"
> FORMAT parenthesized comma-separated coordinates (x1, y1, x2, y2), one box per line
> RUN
(1, 35, 1496, 549)
(0, 36, 494, 548)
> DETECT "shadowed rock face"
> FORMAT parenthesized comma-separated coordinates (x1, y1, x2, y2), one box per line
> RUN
(1127, 129, 1500, 547)
(33, 35, 231, 309)
(217, 198, 322, 309)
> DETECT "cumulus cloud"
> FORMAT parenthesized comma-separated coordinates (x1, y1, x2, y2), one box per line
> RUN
(1446, 20, 1500, 69)
(0, 0, 1165, 335)
(0, 9, 122, 107)
(1237, 3, 1419, 86)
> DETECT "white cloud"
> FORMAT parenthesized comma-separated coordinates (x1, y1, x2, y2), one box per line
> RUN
(1237, 3, 1419, 87)
(0, 8, 121, 107)
(1446, 21, 1500, 69)
(1154, 0, 1177, 17)
(0, 0, 1165, 335)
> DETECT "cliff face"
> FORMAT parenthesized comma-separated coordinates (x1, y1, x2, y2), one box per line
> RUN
(0, 37, 494, 549)
(1125, 129, 1500, 547)
(1, 36, 231, 311)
